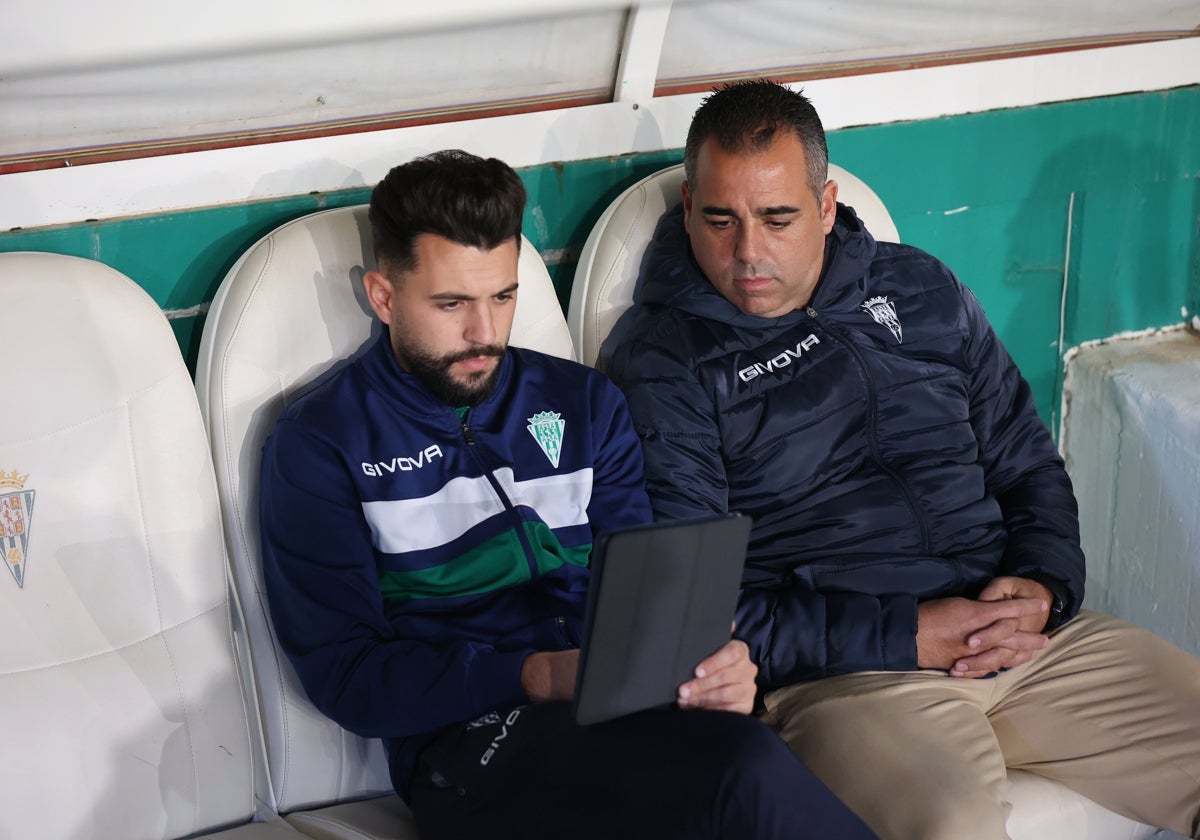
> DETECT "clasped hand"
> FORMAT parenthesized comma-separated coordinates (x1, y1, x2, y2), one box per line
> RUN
(916, 576, 1053, 678)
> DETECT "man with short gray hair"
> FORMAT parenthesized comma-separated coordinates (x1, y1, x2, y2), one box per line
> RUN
(607, 80, 1200, 840)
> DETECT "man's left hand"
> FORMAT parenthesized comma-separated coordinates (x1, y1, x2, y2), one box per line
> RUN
(977, 576, 1054, 627)
(677, 638, 758, 714)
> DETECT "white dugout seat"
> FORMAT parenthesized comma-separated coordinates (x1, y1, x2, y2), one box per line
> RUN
(194, 205, 574, 840)
(568, 163, 1159, 840)
(0, 253, 302, 839)
(567, 162, 897, 368)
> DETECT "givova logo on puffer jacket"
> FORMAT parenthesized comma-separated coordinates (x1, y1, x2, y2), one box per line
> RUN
(737, 334, 820, 382)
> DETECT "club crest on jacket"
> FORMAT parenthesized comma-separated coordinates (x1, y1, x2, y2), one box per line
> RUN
(527, 411, 565, 468)
(862, 295, 903, 343)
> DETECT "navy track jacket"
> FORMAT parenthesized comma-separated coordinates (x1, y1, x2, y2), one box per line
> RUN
(605, 202, 1085, 689)
(260, 335, 651, 793)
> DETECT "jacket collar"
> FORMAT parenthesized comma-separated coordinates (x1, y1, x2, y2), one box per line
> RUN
(637, 201, 878, 327)
(360, 330, 515, 424)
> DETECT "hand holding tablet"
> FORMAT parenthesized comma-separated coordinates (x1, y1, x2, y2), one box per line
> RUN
(572, 513, 753, 725)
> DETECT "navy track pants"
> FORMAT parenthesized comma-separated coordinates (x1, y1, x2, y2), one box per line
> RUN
(408, 702, 876, 839)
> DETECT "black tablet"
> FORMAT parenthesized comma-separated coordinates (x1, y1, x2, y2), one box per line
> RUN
(571, 513, 753, 726)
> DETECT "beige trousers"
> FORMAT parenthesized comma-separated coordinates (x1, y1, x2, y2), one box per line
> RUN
(760, 611, 1200, 840)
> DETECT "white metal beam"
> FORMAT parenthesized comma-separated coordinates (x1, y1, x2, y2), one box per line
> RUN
(1, 38, 1196, 230)
(614, 3, 673, 103)
(0, 0, 668, 76)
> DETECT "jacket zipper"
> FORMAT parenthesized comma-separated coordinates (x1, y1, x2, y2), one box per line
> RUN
(460, 413, 542, 580)
(806, 307, 932, 554)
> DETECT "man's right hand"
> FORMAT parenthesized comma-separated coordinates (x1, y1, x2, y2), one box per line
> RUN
(916, 596, 1048, 677)
(520, 649, 580, 702)
(677, 638, 758, 714)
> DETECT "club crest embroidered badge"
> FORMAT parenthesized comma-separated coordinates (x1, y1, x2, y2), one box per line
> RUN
(862, 295, 903, 344)
(0, 470, 35, 589)
(526, 411, 565, 468)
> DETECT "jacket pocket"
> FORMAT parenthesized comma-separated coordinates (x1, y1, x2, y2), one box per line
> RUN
(790, 556, 959, 599)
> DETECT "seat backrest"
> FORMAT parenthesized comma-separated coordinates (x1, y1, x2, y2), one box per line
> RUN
(194, 204, 574, 814)
(0, 253, 259, 839)
(567, 162, 900, 367)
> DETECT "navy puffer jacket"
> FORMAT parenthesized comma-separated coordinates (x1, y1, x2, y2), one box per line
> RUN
(605, 202, 1084, 689)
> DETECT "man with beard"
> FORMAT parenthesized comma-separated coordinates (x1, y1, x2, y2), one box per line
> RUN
(258, 150, 875, 840)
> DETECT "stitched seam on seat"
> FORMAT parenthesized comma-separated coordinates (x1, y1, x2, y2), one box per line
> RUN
(128, 393, 202, 834)
(220, 235, 275, 595)
(1, 602, 227, 677)
(590, 184, 658, 360)
(2, 368, 178, 446)
(215, 233, 297, 805)
(289, 812, 373, 840)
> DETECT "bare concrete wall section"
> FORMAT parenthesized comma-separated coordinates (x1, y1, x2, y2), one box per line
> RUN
(1062, 328, 1200, 659)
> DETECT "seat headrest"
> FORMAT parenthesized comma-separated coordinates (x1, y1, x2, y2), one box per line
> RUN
(568, 162, 899, 367)
(0, 252, 187, 437)
(198, 204, 573, 412)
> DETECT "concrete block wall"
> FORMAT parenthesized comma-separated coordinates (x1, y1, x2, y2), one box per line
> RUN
(1062, 329, 1200, 658)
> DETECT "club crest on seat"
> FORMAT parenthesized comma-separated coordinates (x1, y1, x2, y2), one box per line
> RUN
(1, 470, 34, 589)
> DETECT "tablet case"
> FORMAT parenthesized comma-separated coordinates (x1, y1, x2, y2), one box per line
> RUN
(572, 513, 753, 725)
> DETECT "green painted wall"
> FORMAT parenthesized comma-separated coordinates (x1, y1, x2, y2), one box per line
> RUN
(833, 86, 1200, 432)
(2, 87, 1197, 432)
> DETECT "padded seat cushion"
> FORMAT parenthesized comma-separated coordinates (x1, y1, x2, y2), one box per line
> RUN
(0, 252, 262, 839)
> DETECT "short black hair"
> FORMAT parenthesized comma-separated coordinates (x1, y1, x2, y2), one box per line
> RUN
(684, 80, 828, 199)
(368, 149, 526, 278)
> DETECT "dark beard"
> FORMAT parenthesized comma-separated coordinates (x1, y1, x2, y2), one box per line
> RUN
(399, 343, 505, 407)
